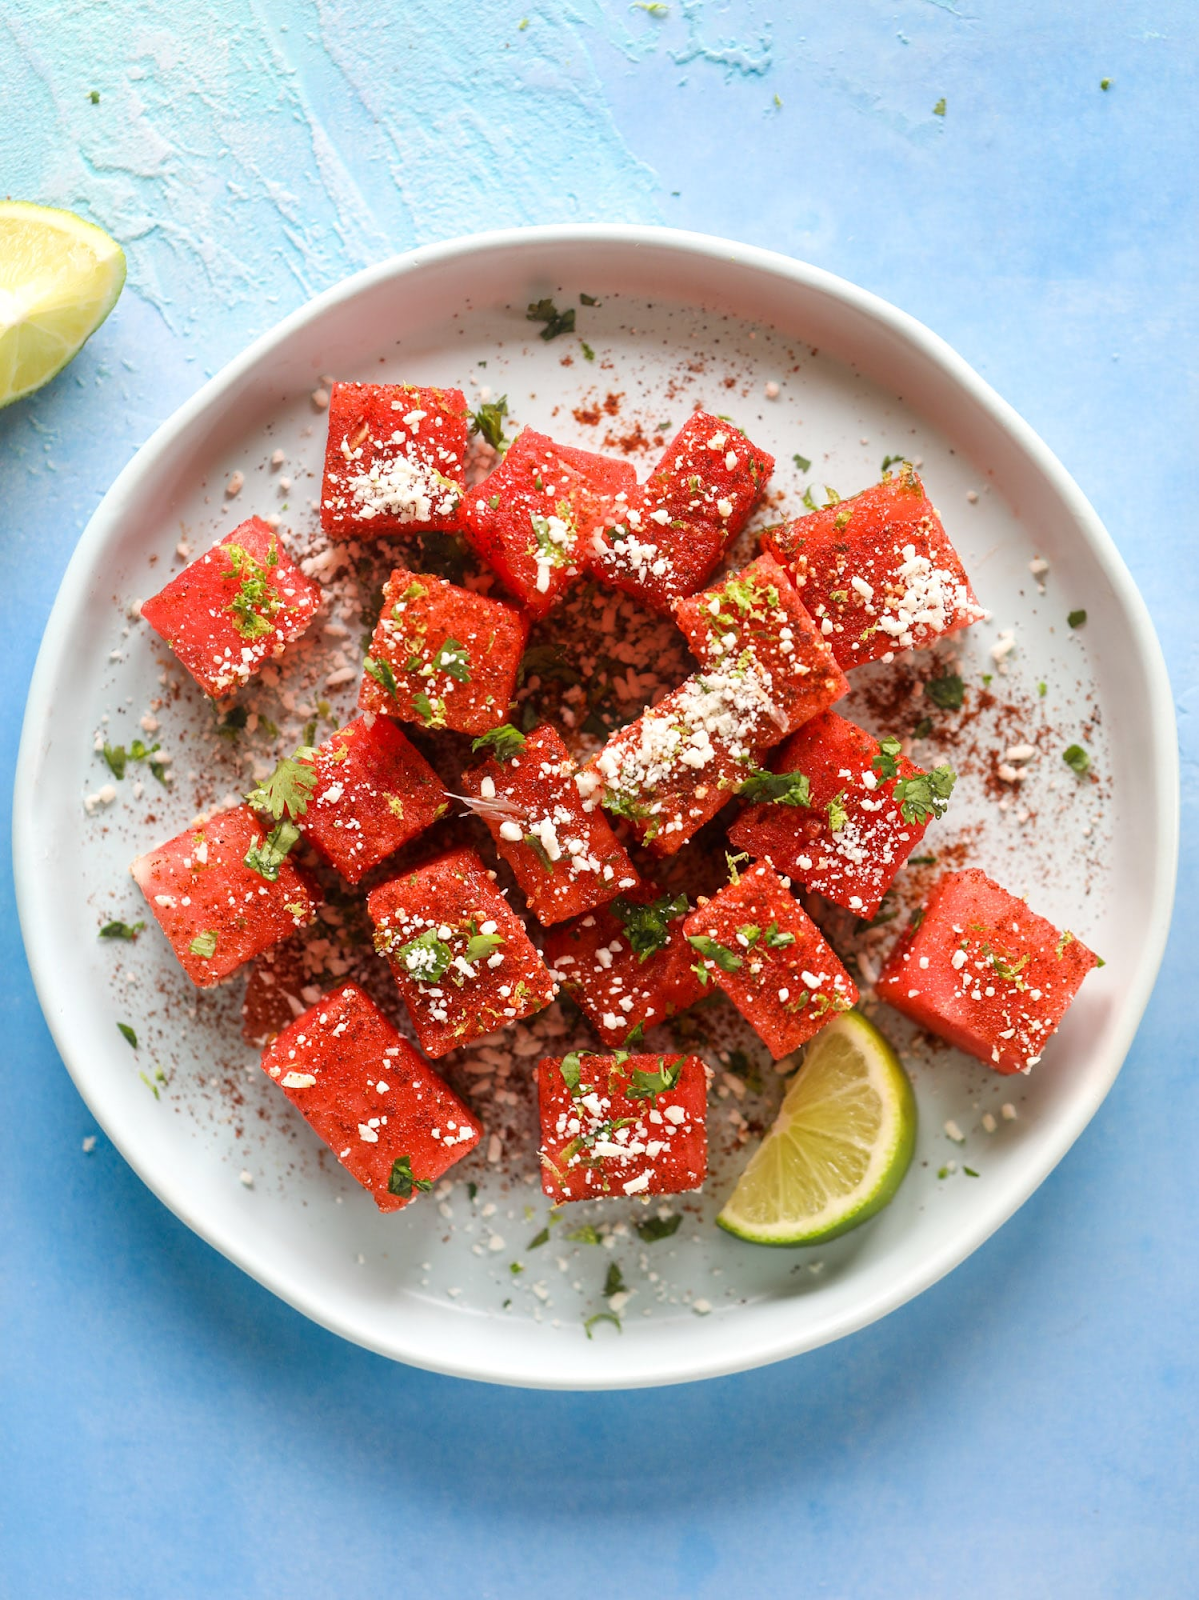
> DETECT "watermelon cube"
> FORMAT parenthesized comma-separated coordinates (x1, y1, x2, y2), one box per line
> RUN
(461, 722, 639, 925)
(589, 411, 774, 612)
(761, 466, 986, 670)
(367, 846, 557, 1057)
(359, 565, 529, 736)
(537, 1049, 708, 1203)
(577, 670, 766, 856)
(131, 805, 320, 988)
(728, 712, 943, 918)
(672, 553, 849, 738)
(543, 883, 705, 1047)
(140, 518, 322, 698)
(261, 981, 481, 1211)
(875, 868, 1099, 1073)
(683, 862, 857, 1058)
(462, 429, 637, 617)
(320, 381, 468, 539)
(299, 714, 448, 884)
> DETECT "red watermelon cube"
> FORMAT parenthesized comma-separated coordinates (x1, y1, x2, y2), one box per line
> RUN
(140, 518, 322, 698)
(589, 411, 774, 612)
(875, 868, 1099, 1074)
(543, 883, 705, 1047)
(462, 429, 637, 617)
(367, 846, 557, 1057)
(683, 862, 857, 1058)
(728, 712, 945, 918)
(359, 565, 529, 736)
(261, 981, 481, 1211)
(761, 466, 986, 670)
(131, 805, 320, 987)
(300, 714, 448, 884)
(537, 1049, 708, 1203)
(320, 382, 468, 539)
(461, 722, 639, 925)
(672, 553, 849, 739)
(577, 670, 766, 856)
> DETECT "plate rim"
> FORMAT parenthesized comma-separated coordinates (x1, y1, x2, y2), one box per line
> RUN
(14, 222, 1180, 1389)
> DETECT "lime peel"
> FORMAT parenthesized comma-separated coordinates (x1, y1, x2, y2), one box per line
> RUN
(717, 1010, 916, 1246)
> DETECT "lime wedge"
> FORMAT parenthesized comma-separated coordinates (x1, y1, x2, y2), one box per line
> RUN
(0, 201, 126, 409)
(717, 1011, 916, 1246)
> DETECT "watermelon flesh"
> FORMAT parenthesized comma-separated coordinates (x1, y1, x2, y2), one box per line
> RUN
(261, 981, 481, 1211)
(537, 1050, 708, 1203)
(875, 868, 1099, 1073)
(140, 517, 323, 699)
(131, 805, 320, 988)
(320, 382, 468, 539)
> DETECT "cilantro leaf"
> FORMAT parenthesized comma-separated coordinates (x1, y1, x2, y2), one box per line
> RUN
(636, 1213, 682, 1242)
(892, 765, 956, 825)
(528, 1226, 551, 1249)
(792, 453, 811, 474)
(627, 1056, 684, 1103)
(465, 929, 505, 964)
(523, 832, 554, 870)
(245, 750, 318, 821)
(526, 298, 576, 340)
(189, 930, 218, 960)
(117, 1022, 138, 1048)
(469, 395, 509, 451)
(924, 673, 965, 711)
(738, 766, 811, 807)
(433, 638, 471, 683)
(1068, 609, 1087, 629)
(687, 935, 743, 973)
(611, 892, 690, 962)
(388, 928, 452, 983)
(881, 453, 907, 473)
(802, 484, 820, 512)
(244, 819, 301, 882)
(604, 1262, 627, 1297)
(566, 1223, 603, 1244)
(1063, 743, 1091, 777)
(763, 922, 796, 949)
(102, 742, 127, 780)
(826, 791, 849, 832)
(472, 724, 526, 760)
(363, 655, 400, 702)
(387, 1155, 433, 1199)
(99, 920, 145, 940)
(412, 690, 445, 727)
(223, 539, 281, 640)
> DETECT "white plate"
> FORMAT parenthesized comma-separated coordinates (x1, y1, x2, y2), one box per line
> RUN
(15, 226, 1178, 1389)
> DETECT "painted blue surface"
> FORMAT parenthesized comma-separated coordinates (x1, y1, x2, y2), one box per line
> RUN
(2, 3, 1196, 1594)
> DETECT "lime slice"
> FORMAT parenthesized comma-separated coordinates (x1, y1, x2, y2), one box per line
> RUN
(0, 201, 126, 409)
(717, 1011, 916, 1246)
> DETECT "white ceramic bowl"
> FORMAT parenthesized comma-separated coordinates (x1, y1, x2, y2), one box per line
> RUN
(14, 226, 1178, 1388)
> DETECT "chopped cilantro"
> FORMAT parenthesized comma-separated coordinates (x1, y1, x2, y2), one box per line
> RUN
(881, 453, 906, 473)
(469, 395, 509, 452)
(433, 638, 471, 683)
(244, 819, 301, 882)
(99, 919, 145, 941)
(763, 922, 796, 949)
(725, 850, 750, 884)
(908, 854, 937, 866)
(412, 690, 445, 727)
(216, 704, 249, 741)
(523, 832, 554, 870)
(387, 1155, 433, 1199)
(687, 934, 743, 973)
(792, 453, 812, 474)
(1063, 744, 1091, 777)
(612, 891, 689, 961)
(893, 765, 956, 825)
(1054, 930, 1075, 959)
(627, 1056, 685, 1103)
(924, 672, 965, 710)
(1067, 609, 1087, 629)
(467, 1182, 479, 1202)
(912, 716, 934, 740)
(579, 292, 600, 306)
(88, 89, 100, 103)
(472, 723, 526, 761)
(583, 1311, 621, 1339)
(1038, 681, 1048, 698)
(823, 485, 841, 505)
(872, 735, 903, 783)
(937, 1164, 950, 1179)
(636, 1213, 682, 1242)
(387, 927, 452, 984)
(363, 655, 400, 702)
(565, 1223, 603, 1245)
(245, 750, 318, 821)
(981, 672, 993, 688)
(1100, 77, 1111, 90)
(189, 930, 218, 960)
(738, 766, 811, 807)
(224, 538, 281, 640)
(964, 1167, 979, 1178)
(465, 928, 505, 964)
(580, 340, 596, 361)
(933, 97, 946, 116)
(622, 1021, 646, 1049)
(604, 1262, 627, 1297)
(117, 1022, 138, 1048)
(736, 923, 761, 948)
(528, 1226, 551, 1249)
(526, 297, 575, 340)
(633, 1, 668, 12)
(826, 791, 849, 832)
(802, 485, 820, 512)
(909, 907, 926, 931)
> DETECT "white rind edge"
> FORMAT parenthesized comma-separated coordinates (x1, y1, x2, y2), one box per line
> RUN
(13, 224, 1180, 1389)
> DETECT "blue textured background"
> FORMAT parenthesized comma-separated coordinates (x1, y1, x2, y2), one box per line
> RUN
(3, 3, 1196, 1594)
